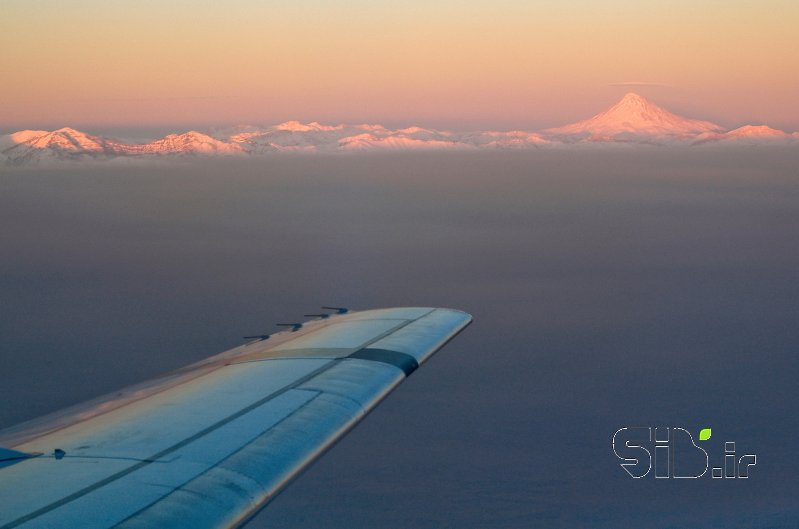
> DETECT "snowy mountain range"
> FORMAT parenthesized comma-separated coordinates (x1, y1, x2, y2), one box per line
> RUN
(2, 93, 796, 165)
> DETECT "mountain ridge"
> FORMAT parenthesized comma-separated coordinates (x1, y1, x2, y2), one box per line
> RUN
(2, 94, 796, 165)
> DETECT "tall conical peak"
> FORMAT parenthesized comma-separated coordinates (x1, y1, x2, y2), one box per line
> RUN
(604, 93, 666, 117)
(547, 92, 723, 137)
(619, 92, 649, 104)
(612, 92, 658, 110)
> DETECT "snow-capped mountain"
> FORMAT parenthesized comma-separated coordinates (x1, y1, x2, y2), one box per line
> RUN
(126, 131, 244, 155)
(205, 122, 546, 154)
(1, 128, 245, 164)
(1, 128, 127, 164)
(546, 93, 723, 142)
(693, 125, 794, 145)
(273, 121, 344, 133)
(1, 94, 795, 165)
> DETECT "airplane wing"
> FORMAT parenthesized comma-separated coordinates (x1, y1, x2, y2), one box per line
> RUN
(0, 307, 471, 529)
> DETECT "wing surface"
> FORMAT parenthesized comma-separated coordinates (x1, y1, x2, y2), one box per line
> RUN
(0, 307, 471, 529)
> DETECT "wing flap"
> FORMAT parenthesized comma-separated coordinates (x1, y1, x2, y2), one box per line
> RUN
(0, 307, 471, 529)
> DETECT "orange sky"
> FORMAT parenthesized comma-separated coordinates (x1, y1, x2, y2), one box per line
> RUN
(2, 0, 798, 132)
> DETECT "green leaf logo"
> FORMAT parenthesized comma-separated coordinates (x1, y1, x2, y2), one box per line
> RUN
(699, 428, 712, 441)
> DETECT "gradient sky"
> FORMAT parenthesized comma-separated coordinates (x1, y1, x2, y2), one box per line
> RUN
(2, 0, 798, 132)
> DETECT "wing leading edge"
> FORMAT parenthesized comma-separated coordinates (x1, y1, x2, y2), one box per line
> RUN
(0, 307, 471, 529)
